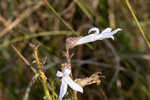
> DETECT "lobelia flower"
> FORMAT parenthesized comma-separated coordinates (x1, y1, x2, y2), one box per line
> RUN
(66, 27, 122, 49)
(56, 68, 83, 100)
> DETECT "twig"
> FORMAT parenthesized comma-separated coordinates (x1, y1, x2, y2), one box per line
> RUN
(121, 54, 150, 61)
(11, 44, 37, 74)
(108, 0, 116, 28)
(42, 59, 125, 72)
(0, 15, 10, 26)
(23, 74, 39, 100)
(104, 40, 121, 89)
(32, 45, 52, 100)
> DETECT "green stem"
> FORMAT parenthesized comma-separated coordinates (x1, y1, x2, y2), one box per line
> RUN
(73, 91, 78, 100)
(66, 50, 78, 100)
(43, 0, 78, 36)
(0, 31, 73, 48)
(34, 48, 52, 100)
(125, 0, 150, 48)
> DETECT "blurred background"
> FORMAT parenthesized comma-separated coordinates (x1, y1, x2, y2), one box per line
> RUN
(0, 0, 150, 100)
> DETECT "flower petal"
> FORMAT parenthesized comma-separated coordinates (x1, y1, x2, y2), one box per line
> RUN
(59, 79, 68, 100)
(101, 28, 112, 34)
(110, 36, 114, 40)
(98, 28, 122, 40)
(56, 71, 63, 77)
(76, 34, 97, 45)
(111, 28, 122, 35)
(64, 76, 83, 93)
(64, 69, 71, 76)
(88, 27, 100, 34)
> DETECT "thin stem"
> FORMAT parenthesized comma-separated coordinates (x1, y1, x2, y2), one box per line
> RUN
(43, 0, 78, 36)
(0, 31, 74, 49)
(11, 44, 37, 74)
(125, 0, 150, 48)
(73, 91, 78, 100)
(33, 47, 52, 100)
(50, 82, 56, 100)
(65, 49, 78, 100)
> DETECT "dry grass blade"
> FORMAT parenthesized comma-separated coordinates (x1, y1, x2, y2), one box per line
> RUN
(11, 44, 37, 74)
(23, 74, 39, 100)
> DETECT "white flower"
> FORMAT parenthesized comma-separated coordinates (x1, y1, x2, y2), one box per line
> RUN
(56, 69, 83, 100)
(75, 27, 122, 46)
